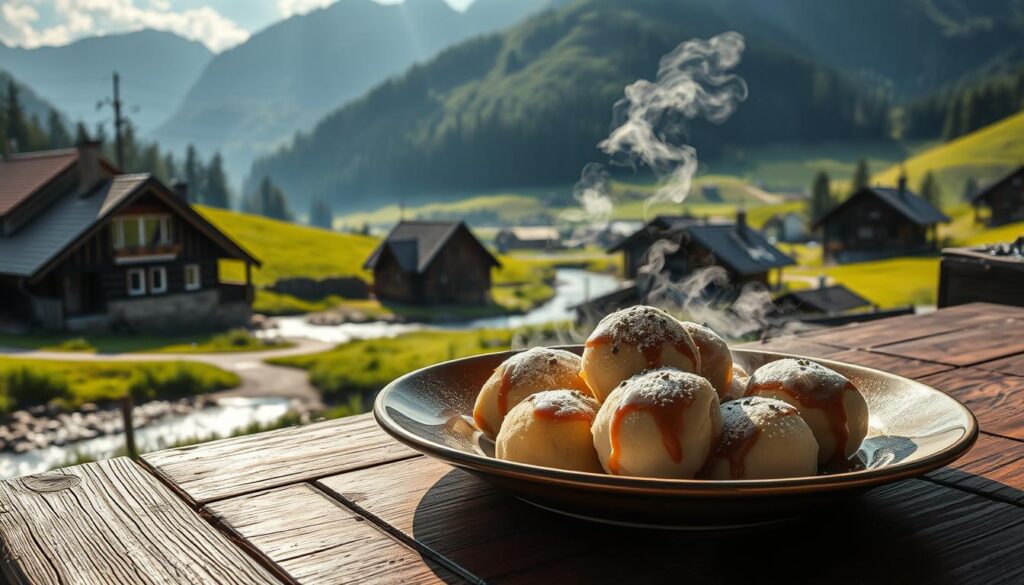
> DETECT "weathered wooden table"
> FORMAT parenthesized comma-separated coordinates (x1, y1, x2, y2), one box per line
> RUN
(3, 302, 1024, 584)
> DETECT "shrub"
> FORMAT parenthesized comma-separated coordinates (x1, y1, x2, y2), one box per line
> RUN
(54, 338, 95, 352)
(127, 363, 240, 402)
(0, 366, 71, 413)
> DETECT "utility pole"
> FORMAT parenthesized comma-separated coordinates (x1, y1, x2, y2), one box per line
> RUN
(112, 72, 124, 170)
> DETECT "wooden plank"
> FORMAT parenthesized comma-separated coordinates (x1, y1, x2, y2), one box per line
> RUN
(318, 457, 1024, 584)
(0, 457, 280, 585)
(974, 353, 1024, 378)
(927, 433, 1024, 506)
(205, 483, 462, 585)
(874, 317, 1024, 366)
(799, 305, 1020, 350)
(737, 336, 847, 358)
(920, 368, 1024, 441)
(143, 413, 416, 505)
(821, 349, 955, 379)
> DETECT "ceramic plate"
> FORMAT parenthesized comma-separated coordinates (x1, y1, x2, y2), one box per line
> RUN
(373, 347, 978, 529)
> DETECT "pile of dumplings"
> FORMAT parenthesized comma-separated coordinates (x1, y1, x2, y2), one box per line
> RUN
(472, 305, 869, 480)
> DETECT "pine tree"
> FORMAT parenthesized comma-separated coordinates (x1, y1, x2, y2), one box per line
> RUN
(962, 177, 979, 201)
(47, 111, 71, 149)
(163, 152, 178, 183)
(809, 171, 832, 222)
(5, 81, 31, 152)
(140, 144, 167, 182)
(309, 197, 333, 229)
(74, 122, 90, 145)
(850, 158, 870, 194)
(252, 176, 291, 220)
(204, 152, 232, 209)
(919, 171, 941, 207)
(184, 145, 204, 201)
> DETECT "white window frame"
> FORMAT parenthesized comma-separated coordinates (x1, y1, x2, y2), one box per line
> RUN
(127, 268, 146, 296)
(149, 266, 168, 294)
(184, 264, 201, 291)
(112, 215, 173, 249)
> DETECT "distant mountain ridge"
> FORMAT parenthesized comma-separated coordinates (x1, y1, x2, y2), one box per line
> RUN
(246, 0, 1024, 213)
(0, 30, 212, 135)
(0, 68, 64, 126)
(154, 0, 554, 180)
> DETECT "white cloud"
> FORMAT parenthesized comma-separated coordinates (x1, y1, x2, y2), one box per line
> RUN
(276, 0, 332, 18)
(0, 0, 250, 53)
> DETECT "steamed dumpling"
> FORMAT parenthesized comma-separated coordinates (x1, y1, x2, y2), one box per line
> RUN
(591, 368, 720, 478)
(496, 389, 602, 473)
(582, 306, 700, 403)
(473, 347, 592, 440)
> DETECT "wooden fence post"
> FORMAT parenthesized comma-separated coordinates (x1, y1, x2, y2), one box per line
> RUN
(120, 395, 138, 460)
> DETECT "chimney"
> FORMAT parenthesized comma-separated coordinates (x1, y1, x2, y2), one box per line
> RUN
(818, 275, 827, 289)
(897, 174, 907, 195)
(736, 207, 747, 231)
(171, 180, 189, 203)
(76, 140, 103, 195)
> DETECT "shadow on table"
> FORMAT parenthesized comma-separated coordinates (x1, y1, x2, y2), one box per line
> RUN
(410, 469, 972, 584)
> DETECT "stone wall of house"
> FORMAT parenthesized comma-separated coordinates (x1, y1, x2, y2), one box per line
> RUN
(107, 290, 251, 331)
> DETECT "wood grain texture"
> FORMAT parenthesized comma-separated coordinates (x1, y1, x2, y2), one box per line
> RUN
(205, 482, 461, 585)
(927, 433, 1024, 506)
(799, 303, 1024, 349)
(143, 413, 416, 504)
(0, 457, 279, 585)
(737, 336, 847, 359)
(874, 317, 1024, 366)
(821, 349, 955, 379)
(318, 457, 1024, 584)
(974, 353, 1024, 378)
(920, 368, 1024, 441)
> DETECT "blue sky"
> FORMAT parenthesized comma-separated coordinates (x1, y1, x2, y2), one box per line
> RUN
(0, 0, 475, 53)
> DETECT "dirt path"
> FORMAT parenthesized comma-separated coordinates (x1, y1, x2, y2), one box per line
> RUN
(0, 338, 334, 409)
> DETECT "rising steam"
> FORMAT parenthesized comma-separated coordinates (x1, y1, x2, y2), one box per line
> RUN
(545, 31, 787, 344)
(599, 31, 748, 210)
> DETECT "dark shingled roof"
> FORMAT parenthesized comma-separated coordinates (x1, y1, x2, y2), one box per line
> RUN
(815, 186, 949, 228)
(686, 223, 796, 275)
(774, 285, 871, 314)
(363, 220, 500, 273)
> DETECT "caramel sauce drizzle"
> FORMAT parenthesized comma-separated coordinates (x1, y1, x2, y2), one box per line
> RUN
(744, 380, 856, 465)
(607, 388, 694, 476)
(585, 333, 700, 372)
(702, 407, 799, 479)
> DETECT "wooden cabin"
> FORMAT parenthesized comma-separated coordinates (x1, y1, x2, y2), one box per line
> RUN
(495, 226, 562, 253)
(972, 166, 1024, 227)
(608, 211, 794, 288)
(761, 212, 807, 243)
(363, 220, 500, 305)
(0, 144, 260, 331)
(814, 181, 949, 264)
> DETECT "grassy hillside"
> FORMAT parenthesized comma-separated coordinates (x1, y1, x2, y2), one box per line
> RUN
(198, 205, 378, 285)
(873, 111, 1024, 202)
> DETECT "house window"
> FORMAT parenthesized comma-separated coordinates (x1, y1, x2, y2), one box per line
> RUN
(184, 264, 201, 291)
(149, 267, 168, 294)
(857, 226, 874, 239)
(112, 216, 172, 249)
(127, 268, 146, 296)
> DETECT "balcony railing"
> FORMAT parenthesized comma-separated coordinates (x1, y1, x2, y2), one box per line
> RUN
(113, 243, 181, 264)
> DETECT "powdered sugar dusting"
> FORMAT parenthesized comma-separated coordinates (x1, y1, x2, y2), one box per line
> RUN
(501, 347, 584, 389)
(590, 305, 694, 351)
(529, 390, 599, 419)
(617, 367, 708, 405)
(747, 358, 850, 400)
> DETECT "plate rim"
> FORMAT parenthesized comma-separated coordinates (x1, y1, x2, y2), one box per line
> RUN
(373, 347, 979, 496)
